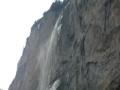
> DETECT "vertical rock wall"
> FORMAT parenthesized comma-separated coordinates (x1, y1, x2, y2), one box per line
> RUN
(9, 0, 120, 90)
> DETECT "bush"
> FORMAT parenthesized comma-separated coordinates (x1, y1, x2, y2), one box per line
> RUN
(50, 1, 62, 11)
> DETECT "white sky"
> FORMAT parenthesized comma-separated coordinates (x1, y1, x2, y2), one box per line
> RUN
(0, 0, 61, 90)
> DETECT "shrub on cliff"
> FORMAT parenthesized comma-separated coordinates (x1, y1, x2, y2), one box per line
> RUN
(50, 0, 62, 11)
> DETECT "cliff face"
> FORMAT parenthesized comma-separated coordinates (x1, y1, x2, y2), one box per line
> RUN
(9, 0, 120, 90)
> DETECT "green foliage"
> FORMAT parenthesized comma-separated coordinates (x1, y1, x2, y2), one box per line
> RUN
(50, 1, 62, 11)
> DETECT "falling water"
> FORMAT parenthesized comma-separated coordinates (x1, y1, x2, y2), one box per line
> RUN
(37, 13, 63, 90)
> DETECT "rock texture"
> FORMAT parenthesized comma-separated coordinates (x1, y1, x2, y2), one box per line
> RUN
(9, 0, 120, 90)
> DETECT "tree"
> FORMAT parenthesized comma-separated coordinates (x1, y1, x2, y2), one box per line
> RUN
(55, 0, 60, 2)
(50, 1, 62, 11)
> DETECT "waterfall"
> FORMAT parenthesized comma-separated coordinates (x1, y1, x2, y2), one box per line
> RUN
(49, 79, 61, 90)
(37, 13, 63, 90)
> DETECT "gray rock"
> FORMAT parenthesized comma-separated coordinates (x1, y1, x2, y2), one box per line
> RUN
(9, 0, 120, 90)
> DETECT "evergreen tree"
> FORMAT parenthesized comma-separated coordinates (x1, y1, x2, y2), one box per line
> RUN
(50, 0, 62, 11)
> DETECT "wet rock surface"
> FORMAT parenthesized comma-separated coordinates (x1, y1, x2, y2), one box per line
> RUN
(9, 0, 120, 90)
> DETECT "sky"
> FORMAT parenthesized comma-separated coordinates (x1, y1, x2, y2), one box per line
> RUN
(0, 0, 61, 90)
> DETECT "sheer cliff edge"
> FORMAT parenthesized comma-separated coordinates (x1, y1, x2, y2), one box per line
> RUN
(9, 0, 120, 90)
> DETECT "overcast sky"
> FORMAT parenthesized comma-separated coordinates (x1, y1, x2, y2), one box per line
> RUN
(0, 0, 61, 90)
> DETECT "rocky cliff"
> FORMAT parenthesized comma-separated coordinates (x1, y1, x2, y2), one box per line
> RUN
(9, 0, 120, 90)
